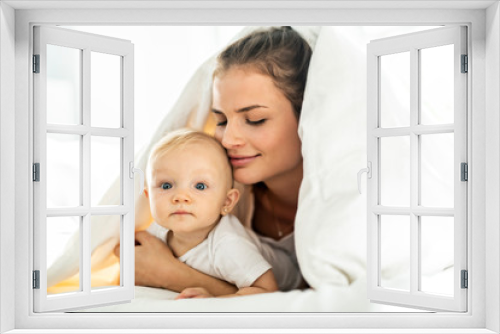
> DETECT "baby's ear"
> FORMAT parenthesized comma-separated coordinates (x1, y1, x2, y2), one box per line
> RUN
(221, 188, 240, 216)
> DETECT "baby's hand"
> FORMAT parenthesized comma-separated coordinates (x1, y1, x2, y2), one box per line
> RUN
(175, 287, 213, 300)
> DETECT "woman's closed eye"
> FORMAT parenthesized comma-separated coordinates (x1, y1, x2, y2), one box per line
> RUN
(195, 182, 208, 190)
(216, 119, 227, 126)
(246, 118, 266, 126)
(213, 113, 227, 126)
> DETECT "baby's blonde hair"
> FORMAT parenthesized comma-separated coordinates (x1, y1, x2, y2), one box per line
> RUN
(146, 128, 232, 186)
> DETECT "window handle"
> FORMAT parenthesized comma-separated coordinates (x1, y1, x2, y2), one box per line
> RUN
(129, 161, 145, 194)
(357, 162, 372, 194)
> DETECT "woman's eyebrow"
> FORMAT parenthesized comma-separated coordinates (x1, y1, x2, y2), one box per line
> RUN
(238, 105, 268, 113)
(211, 105, 268, 114)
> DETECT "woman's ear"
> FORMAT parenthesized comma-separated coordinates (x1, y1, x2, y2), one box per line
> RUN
(144, 187, 149, 199)
(221, 188, 240, 216)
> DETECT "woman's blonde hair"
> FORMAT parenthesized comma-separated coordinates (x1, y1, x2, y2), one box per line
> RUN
(214, 26, 312, 118)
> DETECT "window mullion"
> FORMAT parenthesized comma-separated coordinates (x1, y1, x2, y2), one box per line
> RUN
(410, 47, 420, 295)
(82, 48, 91, 294)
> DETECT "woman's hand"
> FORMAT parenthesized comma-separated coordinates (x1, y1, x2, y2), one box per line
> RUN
(114, 230, 238, 295)
(114, 230, 175, 289)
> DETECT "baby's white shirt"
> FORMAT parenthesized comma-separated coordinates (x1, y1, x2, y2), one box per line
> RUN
(147, 214, 272, 289)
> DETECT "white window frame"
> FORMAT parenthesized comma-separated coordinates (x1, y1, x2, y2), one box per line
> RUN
(366, 26, 468, 312)
(32, 25, 136, 312)
(1, 1, 499, 333)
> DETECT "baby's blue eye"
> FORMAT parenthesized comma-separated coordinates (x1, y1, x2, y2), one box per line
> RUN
(195, 183, 207, 190)
(161, 183, 172, 190)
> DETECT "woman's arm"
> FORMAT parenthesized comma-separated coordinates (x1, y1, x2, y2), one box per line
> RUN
(176, 269, 278, 299)
(115, 230, 238, 296)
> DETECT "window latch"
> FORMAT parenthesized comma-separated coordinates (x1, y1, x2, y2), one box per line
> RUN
(129, 162, 145, 194)
(357, 162, 372, 194)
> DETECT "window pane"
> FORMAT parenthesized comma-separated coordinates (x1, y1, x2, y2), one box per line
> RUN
(91, 52, 121, 128)
(380, 215, 410, 291)
(91, 215, 121, 290)
(420, 216, 454, 296)
(380, 136, 410, 207)
(47, 133, 81, 208)
(420, 133, 454, 208)
(380, 52, 410, 128)
(420, 45, 454, 125)
(47, 44, 81, 125)
(91, 136, 121, 206)
(47, 216, 80, 295)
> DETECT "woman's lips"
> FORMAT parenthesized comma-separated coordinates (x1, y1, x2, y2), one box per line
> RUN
(229, 155, 259, 167)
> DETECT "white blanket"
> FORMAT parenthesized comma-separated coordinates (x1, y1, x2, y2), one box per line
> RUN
(49, 26, 451, 312)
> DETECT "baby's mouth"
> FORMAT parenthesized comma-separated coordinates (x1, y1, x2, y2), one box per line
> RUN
(172, 211, 191, 215)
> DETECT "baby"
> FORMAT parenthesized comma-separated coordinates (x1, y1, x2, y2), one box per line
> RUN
(144, 128, 278, 298)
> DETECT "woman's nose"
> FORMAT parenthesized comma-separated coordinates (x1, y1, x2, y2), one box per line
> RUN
(221, 122, 244, 149)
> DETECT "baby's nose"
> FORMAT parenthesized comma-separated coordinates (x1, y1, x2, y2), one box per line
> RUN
(172, 191, 190, 203)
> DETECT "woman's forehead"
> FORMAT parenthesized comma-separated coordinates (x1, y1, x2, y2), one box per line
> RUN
(213, 71, 283, 110)
(214, 66, 272, 89)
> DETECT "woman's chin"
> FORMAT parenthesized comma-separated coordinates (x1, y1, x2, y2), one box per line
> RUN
(233, 170, 263, 186)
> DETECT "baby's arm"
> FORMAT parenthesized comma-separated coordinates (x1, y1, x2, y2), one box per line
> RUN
(176, 269, 278, 299)
(229, 269, 278, 296)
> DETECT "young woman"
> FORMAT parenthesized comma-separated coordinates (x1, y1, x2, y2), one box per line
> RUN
(117, 26, 313, 297)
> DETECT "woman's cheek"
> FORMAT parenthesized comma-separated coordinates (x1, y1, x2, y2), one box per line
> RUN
(214, 129, 223, 144)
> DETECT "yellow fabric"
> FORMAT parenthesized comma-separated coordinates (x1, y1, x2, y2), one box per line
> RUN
(47, 257, 120, 295)
(202, 113, 216, 135)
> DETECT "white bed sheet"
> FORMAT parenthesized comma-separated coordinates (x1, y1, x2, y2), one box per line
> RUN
(79, 275, 426, 313)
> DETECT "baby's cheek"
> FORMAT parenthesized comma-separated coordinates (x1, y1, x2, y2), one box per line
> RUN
(153, 190, 170, 200)
(150, 195, 170, 215)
